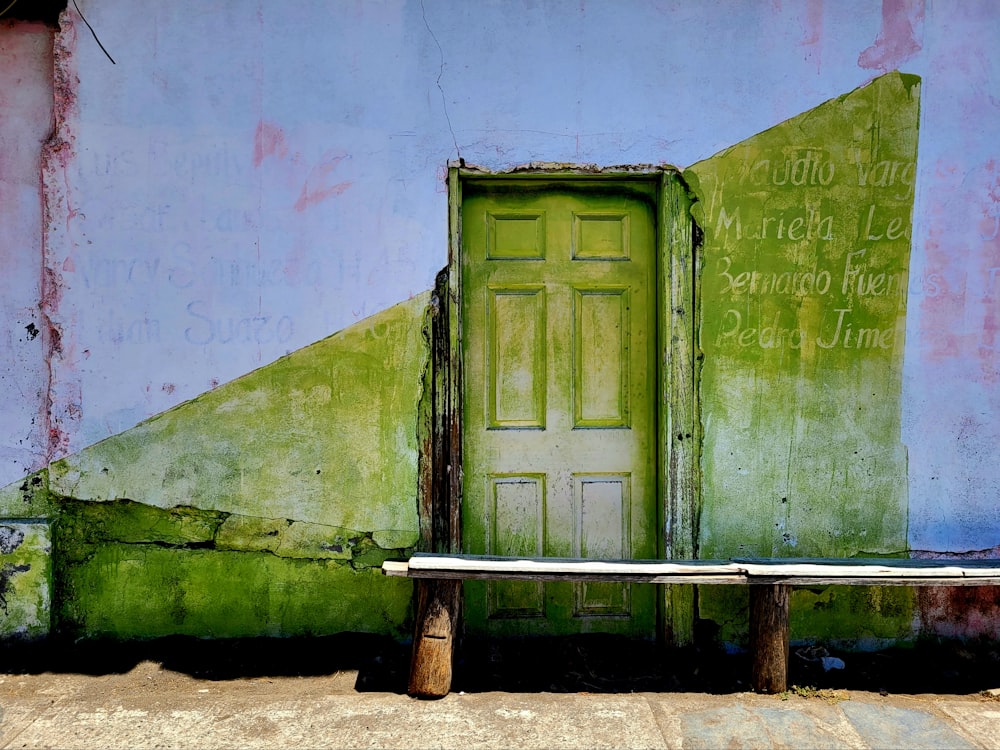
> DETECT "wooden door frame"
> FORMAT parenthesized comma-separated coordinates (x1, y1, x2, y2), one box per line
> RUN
(420, 163, 701, 644)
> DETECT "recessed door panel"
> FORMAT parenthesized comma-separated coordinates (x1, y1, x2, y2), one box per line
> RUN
(573, 212, 630, 260)
(488, 474, 545, 618)
(574, 473, 631, 617)
(488, 211, 546, 259)
(488, 286, 546, 428)
(574, 286, 629, 428)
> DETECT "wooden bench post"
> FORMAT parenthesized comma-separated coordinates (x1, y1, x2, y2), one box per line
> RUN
(749, 583, 791, 693)
(408, 578, 462, 698)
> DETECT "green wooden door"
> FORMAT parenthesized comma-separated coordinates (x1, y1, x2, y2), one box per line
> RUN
(461, 180, 659, 637)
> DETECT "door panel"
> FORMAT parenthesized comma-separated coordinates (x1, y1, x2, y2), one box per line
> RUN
(461, 181, 658, 637)
(488, 286, 546, 428)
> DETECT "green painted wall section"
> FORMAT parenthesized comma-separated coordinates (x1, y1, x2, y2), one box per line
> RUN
(0, 294, 430, 639)
(54, 499, 411, 638)
(686, 72, 919, 644)
(49, 293, 430, 540)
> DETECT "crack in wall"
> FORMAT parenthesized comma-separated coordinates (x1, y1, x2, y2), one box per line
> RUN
(419, 0, 460, 159)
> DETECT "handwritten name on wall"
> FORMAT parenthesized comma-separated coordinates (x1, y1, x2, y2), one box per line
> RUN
(701, 146, 915, 361)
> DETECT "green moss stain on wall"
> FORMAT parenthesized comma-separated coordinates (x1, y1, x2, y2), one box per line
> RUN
(697, 585, 916, 648)
(687, 73, 920, 644)
(49, 293, 430, 540)
(57, 545, 411, 639)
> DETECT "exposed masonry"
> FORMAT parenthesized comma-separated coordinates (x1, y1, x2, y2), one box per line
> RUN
(54, 497, 413, 571)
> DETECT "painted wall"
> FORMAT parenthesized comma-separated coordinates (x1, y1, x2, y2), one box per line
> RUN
(1, 0, 999, 644)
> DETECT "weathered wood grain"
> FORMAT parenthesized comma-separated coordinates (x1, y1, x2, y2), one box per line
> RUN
(661, 170, 700, 646)
(750, 583, 790, 694)
(386, 554, 1000, 584)
(408, 579, 462, 699)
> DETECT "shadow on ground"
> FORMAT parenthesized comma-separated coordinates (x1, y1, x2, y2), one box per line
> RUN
(455, 634, 1000, 695)
(1, 633, 998, 696)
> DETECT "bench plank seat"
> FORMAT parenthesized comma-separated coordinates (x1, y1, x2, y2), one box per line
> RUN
(735, 558, 1000, 585)
(385, 554, 746, 583)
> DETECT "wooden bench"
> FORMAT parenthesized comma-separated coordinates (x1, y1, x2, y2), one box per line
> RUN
(383, 553, 1000, 697)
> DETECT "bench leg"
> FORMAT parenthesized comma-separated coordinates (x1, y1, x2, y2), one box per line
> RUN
(749, 583, 790, 693)
(408, 579, 462, 698)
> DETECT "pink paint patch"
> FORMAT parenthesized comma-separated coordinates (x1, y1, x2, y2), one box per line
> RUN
(293, 152, 352, 212)
(919, 189, 1000, 383)
(799, 0, 824, 70)
(253, 120, 288, 167)
(858, 0, 924, 72)
(62, 255, 75, 272)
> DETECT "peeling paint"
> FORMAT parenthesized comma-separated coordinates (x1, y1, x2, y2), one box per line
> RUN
(0, 469, 52, 517)
(916, 587, 1000, 640)
(51, 495, 416, 637)
(0, 525, 26, 554)
(56, 497, 413, 565)
(0, 563, 32, 613)
(911, 547, 1000, 638)
(0, 523, 51, 639)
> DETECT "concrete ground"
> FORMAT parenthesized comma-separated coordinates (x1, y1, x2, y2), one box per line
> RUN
(1, 636, 998, 749)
